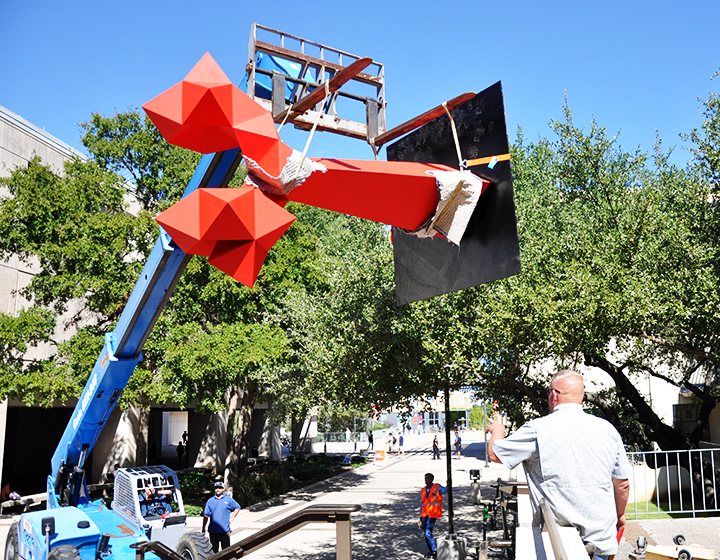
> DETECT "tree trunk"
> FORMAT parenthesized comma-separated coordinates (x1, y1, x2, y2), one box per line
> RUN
(290, 408, 309, 453)
(585, 353, 719, 511)
(137, 399, 149, 466)
(235, 379, 258, 475)
(584, 353, 689, 450)
(223, 386, 241, 484)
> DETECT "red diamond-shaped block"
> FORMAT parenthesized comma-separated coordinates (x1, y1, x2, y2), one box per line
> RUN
(208, 240, 266, 288)
(143, 53, 292, 176)
(155, 186, 296, 287)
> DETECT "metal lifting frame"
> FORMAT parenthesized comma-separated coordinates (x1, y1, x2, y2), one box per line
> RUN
(245, 22, 386, 141)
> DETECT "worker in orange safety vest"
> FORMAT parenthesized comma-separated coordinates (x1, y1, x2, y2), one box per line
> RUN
(420, 473, 447, 558)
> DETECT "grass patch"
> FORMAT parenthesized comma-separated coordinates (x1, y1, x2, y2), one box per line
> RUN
(626, 499, 708, 519)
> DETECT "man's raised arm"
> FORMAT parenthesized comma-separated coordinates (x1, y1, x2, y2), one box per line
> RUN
(486, 420, 506, 464)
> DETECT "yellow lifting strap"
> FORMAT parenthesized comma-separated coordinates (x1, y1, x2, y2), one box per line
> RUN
(463, 153, 512, 168)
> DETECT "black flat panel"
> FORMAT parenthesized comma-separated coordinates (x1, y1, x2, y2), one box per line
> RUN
(387, 81, 521, 305)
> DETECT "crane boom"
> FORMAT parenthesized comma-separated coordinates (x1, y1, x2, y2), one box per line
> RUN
(47, 148, 243, 508)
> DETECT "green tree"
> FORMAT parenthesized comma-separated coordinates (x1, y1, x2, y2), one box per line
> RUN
(278, 212, 442, 433)
(469, 403, 492, 429)
(0, 110, 320, 479)
(465, 98, 720, 502)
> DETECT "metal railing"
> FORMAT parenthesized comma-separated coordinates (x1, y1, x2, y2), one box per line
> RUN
(540, 499, 569, 560)
(626, 448, 720, 518)
(132, 504, 361, 560)
(317, 431, 364, 443)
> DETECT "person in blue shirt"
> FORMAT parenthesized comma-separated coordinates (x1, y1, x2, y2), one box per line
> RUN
(202, 481, 241, 552)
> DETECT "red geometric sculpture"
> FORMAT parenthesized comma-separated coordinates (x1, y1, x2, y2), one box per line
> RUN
(287, 158, 451, 231)
(143, 53, 292, 176)
(155, 186, 296, 287)
(146, 54, 489, 286)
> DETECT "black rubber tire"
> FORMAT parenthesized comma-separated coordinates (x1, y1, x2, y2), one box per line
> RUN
(177, 533, 213, 560)
(674, 534, 686, 545)
(677, 550, 692, 560)
(4, 523, 17, 560)
(48, 545, 81, 560)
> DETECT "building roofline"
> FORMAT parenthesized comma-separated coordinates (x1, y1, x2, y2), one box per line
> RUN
(0, 104, 86, 161)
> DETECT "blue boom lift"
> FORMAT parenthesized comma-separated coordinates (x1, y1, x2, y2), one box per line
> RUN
(4, 149, 243, 560)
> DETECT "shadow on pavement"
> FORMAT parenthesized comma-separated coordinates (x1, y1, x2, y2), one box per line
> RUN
(260, 479, 504, 559)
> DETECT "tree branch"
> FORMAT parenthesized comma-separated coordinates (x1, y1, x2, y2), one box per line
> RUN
(639, 331, 717, 363)
(584, 353, 689, 450)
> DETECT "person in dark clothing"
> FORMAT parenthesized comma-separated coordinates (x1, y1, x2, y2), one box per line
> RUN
(176, 441, 185, 467)
(367, 431, 374, 450)
(432, 435, 441, 460)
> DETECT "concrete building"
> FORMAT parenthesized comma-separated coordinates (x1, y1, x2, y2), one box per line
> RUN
(0, 105, 278, 495)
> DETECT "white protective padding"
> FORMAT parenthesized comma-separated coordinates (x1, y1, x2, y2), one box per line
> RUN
(412, 170, 486, 246)
(244, 149, 327, 195)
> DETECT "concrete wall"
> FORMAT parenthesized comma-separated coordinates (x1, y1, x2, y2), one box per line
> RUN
(92, 404, 148, 482)
(0, 104, 81, 179)
(710, 405, 720, 444)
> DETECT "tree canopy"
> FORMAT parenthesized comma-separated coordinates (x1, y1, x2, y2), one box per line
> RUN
(0, 73, 719, 470)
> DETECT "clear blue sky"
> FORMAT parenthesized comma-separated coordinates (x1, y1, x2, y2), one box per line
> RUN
(2, 1, 719, 165)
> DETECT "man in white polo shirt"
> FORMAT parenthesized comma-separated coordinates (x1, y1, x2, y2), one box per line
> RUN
(487, 369, 631, 559)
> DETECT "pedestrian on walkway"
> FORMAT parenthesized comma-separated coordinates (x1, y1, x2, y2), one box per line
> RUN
(398, 432, 405, 457)
(202, 481, 241, 552)
(367, 431, 374, 450)
(432, 435, 440, 460)
(176, 441, 185, 468)
(419, 473, 447, 558)
(454, 431, 462, 459)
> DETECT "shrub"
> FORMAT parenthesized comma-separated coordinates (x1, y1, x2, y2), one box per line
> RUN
(177, 470, 214, 496)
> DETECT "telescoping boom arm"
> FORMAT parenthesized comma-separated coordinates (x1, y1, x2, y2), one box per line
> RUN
(47, 149, 243, 508)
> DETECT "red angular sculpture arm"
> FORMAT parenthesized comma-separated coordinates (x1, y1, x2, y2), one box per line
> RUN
(288, 158, 450, 231)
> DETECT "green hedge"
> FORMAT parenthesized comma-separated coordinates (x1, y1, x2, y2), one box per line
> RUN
(178, 454, 350, 514)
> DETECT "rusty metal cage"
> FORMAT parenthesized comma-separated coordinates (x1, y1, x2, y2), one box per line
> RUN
(244, 23, 386, 142)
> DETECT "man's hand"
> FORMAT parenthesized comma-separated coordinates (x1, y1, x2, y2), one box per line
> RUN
(616, 513, 626, 531)
(485, 420, 504, 437)
(486, 415, 506, 464)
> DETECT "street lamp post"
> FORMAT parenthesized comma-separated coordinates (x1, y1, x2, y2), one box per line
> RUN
(444, 381, 455, 535)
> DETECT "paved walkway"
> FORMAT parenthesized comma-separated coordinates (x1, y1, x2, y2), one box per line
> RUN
(189, 431, 510, 559)
(2, 431, 719, 559)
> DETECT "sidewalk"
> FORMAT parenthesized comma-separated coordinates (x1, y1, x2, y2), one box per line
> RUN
(194, 431, 506, 559)
(2, 431, 717, 559)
